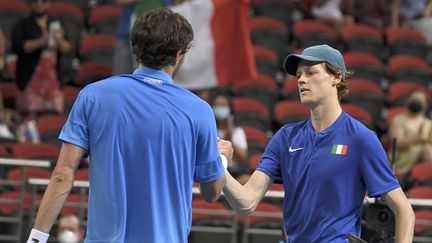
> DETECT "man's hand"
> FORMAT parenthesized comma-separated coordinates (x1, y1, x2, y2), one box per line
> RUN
(218, 138, 234, 162)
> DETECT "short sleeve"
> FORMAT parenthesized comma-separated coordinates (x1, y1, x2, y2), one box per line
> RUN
(256, 129, 283, 183)
(194, 104, 224, 183)
(360, 131, 400, 197)
(58, 89, 90, 153)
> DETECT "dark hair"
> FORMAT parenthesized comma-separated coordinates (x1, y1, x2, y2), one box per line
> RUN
(130, 8, 193, 69)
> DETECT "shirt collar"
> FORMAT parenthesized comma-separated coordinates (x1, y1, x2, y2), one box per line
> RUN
(133, 66, 174, 84)
(306, 111, 347, 134)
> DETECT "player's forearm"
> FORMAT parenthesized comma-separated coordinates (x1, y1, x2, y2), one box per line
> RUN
(394, 205, 415, 243)
(33, 167, 75, 233)
(222, 171, 260, 215)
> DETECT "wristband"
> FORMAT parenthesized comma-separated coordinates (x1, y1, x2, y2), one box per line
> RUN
(220, 154, 228, 170)
(27, 229, 49, 243)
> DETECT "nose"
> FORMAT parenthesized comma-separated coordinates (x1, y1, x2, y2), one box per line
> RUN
(297, 74, 306, 85)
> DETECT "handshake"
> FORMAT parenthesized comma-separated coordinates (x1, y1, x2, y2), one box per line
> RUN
(218, 138, 233, 169)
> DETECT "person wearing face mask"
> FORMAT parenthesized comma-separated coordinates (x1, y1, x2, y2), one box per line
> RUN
(57, 214, 83, 243)
(388, 90, 432, 179)
(211, 92, 248, 180)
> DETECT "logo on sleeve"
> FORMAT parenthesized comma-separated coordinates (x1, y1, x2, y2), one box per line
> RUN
(331, 144, 348, 155)
(143, 77, 163, 84)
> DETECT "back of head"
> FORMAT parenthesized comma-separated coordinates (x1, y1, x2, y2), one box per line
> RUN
(130, 8, 193, 69)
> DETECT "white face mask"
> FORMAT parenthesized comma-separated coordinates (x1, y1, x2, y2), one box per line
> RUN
(213, 105, 231, 120)
(58, 230, 79, 243)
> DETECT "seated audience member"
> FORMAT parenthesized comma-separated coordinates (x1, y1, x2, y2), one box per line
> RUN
(391, 0, 432, 27)
(210, 91, 248, 175)
(341, 0, 388, 30)
(311, 0, 354, 31)
(388, 90, 432, 179)
(57, 214, 84, 243)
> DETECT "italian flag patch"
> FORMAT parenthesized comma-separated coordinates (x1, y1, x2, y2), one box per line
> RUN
(331, 144, 348, 155)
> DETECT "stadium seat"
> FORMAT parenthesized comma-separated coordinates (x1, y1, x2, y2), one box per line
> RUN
(282, 76, 300, 101)
(248, 153, 262, 171)
(252, 0, 294, 27)
(253, 45, 281, 78)
(409, 186, 432, 199)
(234, 74, 279, 111)
(243, 202, 284, 243)
(7, 167, 51, 190)
(63, 85, 81, 111)
(36, 114, 67, 148)
(274, 100, 309, 128)
(249, 16, 289, 61)
(0, 190, 42, 215)
(77, 61, 113, 86)
(89, 4, 122, 36)
(386, 27, 429, 60)
(0, 1, 30, 52)
(80, 34, 116, 63)
(340, 24, 384, 58)
(343, 52, 386, 85)
(341, 104, 373, 129)
(11, 142, 60, 165)
(0, 82, 17, 109)
(61, 193, 88, 215)
(388, 81, 428, 106)
(341, 78, 385, 129)
(232, 97, 272, 132)
(414, 210, 432, 236)
(75, 168, 89, 181)
(388, 55, 431, 87)
(243, 126, 268, 160)
(410, 163, 432, 186)
(293, 20, 338, 48)
(189, 199, 237, 243)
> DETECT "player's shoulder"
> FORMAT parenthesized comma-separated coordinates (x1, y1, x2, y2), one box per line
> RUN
(278, 119, 309, 138)
(344, 113, 379, 142)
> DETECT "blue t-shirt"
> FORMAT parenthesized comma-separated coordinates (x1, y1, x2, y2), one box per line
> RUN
(257, 112, 400, 243)
(59, 67, 224, 243)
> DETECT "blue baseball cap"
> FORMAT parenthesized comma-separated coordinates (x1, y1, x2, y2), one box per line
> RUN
(284, 44, 347, 79)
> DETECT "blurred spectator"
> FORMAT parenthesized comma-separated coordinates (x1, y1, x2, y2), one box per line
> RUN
(311, 0, 354, 31)
(391, 0, 432, 27)
(388, 90, 432, 179)
(16, 112, 40, 143)
(341, 0, 388, 30)
(210, 91, 248, 172)
(11, 0, 72, 114)
(57, 214, 84, 243)
(0, 27, 7, 81)
(0, 92, 17, 142)
(113, 0, 138, 75)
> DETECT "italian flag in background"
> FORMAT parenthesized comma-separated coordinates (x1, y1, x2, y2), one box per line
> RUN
(332, 144, 348, 155)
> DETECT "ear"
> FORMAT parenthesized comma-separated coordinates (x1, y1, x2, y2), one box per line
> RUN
(174, 51, 183, 65)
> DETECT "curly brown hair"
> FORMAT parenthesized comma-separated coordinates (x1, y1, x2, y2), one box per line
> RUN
(324, 63, 353, 101)
(130, 8, 193, 69)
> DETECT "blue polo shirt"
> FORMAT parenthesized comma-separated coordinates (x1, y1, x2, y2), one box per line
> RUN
(257, 112, 400, 243)
(59, 67, 224, 243)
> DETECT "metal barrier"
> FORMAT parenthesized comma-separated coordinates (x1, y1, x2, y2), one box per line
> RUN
(22, 178, 432, 243)
(0, 158, 51, 243)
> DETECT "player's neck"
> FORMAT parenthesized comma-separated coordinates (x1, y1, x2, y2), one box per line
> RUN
(309, 100, 342, 133)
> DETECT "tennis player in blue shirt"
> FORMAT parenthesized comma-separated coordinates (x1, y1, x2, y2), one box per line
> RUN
(27, 8, 227, 243)
(220, 44, 415, 242)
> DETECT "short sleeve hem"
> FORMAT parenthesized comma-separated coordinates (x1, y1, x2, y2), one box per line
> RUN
(256, 167, 282, 184)
(367, 182, 400, 198)
(194, 157, 225, 183)
(58, 134, 89, 152)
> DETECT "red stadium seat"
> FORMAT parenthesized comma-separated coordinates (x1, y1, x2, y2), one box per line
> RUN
(388, 55, 431, 86)
(409, 186, 432, 199)
(36, 114, 67, 147)
(386, 27, 428, 60)
(232, 97, 271, 132)
(90, 5, 122, 36)
(0, 191, 42, 215)
(48, 2, 85, 46)
(343, 52, 385, 85)
(274, 100, 309, 127)
(77, 61, 113, 86)
(61, 193, 88, 215)
(11, 142, 60, 164)
(234, 75, 279, 111)
(243, 202, 284, 243)
(75, 168, 89, 181)
(282, 76, 299, 101)
(248, 153, 262, 170)
(249, 16, 289, 56)
(414, 210, 432, 236)
(410, 163, 432, 186)
(80, 34, 116, 63)
(0, 82, 17, 109)
(388, 81, 428, 106)
(340, 24, 384, 58)
(243, 127, 268, 160)
(293, 20, 337, 48)
(341, 104, 373, 128)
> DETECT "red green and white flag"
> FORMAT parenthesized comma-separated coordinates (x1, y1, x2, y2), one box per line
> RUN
(331, 144, 348, 155)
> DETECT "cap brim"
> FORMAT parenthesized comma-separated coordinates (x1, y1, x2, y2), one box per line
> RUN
(283, 54, 325, 76)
